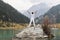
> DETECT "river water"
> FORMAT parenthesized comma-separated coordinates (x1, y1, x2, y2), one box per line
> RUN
(0, 28, 60, 40)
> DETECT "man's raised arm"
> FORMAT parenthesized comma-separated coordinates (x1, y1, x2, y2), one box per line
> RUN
(34, 10, 38, 14)
(27, 11, 30, 14)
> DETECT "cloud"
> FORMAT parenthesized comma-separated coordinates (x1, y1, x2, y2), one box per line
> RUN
(3, 0, 33, 11)
(3, 0, 60, 11)
(38, 0, 60, 7)
(21, 0, 60, 5)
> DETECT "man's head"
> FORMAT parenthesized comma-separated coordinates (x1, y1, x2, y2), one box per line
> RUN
(32, 12, 34, 14)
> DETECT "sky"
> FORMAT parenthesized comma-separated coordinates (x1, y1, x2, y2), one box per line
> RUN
(3, 0, 60, 12)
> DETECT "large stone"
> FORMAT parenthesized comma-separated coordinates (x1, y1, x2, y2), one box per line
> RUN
(16, 25, 48, 38)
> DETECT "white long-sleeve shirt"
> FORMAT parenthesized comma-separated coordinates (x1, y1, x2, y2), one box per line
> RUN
(30, 13, 35, 19)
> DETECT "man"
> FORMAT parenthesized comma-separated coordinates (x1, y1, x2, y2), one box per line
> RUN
(27, 11, 37, 27)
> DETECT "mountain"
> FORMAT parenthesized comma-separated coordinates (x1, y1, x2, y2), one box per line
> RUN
(35, 15, 43, 24)
(27, 3, 50, 18)
(43, 4, 60, 23)
(35, 4, 60, 24)
(0, 0, 29, 23)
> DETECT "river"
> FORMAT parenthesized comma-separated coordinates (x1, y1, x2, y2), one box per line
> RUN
(0, 28, 60, 40)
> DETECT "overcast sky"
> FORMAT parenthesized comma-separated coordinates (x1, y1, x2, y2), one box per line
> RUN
(3, 0, 60, 12)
